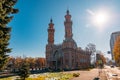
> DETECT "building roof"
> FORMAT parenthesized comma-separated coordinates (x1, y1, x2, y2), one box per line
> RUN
(112, 31, 120, 34)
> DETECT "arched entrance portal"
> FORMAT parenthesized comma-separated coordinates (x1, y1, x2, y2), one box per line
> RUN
(52, 50, 63, 70)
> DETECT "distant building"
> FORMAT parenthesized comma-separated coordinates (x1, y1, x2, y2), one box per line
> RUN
(45, 10, 91, 70)
(110, 31, 120, 60)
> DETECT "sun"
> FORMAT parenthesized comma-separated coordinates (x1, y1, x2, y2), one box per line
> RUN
(92, 11, 109, 30)
(94, 12, 108, 25)
(87, 9, 111, 31)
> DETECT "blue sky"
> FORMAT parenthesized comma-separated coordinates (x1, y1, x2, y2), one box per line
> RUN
(9, 0, 120, 59)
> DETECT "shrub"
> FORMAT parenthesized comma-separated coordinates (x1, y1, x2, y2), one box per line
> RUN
(17, 62, 30, 80)
(73, 73, 80, 77)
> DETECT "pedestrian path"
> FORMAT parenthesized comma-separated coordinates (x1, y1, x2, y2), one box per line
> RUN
(69, 69, 98, 80)
(99, 69, 107, 80)
(69, 68, 107, 80)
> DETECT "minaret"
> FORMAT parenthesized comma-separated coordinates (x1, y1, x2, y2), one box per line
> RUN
(48, 19, 55, 44)
(64, 10, 73, 40)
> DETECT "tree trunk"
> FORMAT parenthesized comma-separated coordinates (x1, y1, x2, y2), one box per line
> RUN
(23, 77, 25, 80)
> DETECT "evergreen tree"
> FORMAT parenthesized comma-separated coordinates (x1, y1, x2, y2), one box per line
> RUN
(0, 0, 18, 70)
(18, 62, 30, 80)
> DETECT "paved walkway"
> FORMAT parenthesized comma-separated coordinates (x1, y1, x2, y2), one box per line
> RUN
(66, 68, 107, 80)
(99, 69, 107, 80)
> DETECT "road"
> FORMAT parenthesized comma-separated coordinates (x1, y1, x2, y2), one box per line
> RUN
(105, 65, 120, 80)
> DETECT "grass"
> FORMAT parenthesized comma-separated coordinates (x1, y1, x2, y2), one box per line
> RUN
(0, 77, 13, 80)
(28, 72, 73, 80)
(0, 72, 74, 80)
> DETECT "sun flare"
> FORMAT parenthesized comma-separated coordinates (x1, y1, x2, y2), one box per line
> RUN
(94, 12, 108, 25)
(91, 11, 110, 30)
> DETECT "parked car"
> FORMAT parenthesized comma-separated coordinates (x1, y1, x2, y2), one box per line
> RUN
(110, 65, 114, 68)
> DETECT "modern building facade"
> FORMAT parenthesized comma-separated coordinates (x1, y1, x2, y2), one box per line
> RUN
(46, 10, 91, 70)
(110, 31, 120, 60)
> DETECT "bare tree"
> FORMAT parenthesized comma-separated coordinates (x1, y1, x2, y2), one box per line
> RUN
(86, 43, 96, 55)
(86, 43, 96, 66)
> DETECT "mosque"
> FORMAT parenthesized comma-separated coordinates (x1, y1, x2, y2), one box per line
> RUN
(46, 10, 91, 70)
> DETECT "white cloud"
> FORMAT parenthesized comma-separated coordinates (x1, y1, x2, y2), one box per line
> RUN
(86, 9, 95, 15)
